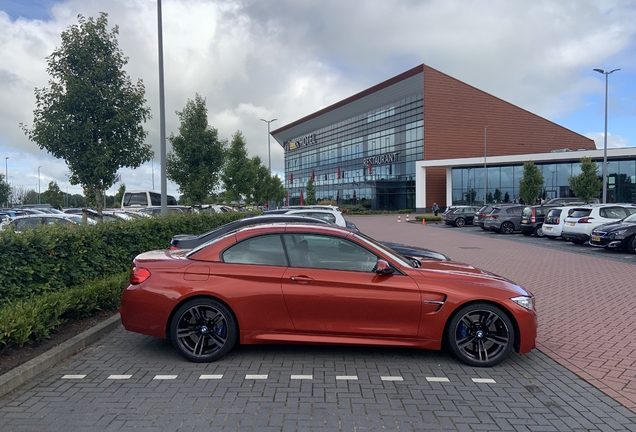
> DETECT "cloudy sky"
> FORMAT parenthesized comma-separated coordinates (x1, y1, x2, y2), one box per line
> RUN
(1, 0, 635, 199)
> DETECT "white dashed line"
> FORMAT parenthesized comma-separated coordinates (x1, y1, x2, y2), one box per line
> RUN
(107, 375, 132, 380)
(426, 377, 450, 382)
(245, 374, 268, 379)
(61, 375, 86, 379)
(380, 376, 404, 381)
(472, 378, 496, 383)
(290, 375, 313, 380)
(153, 375, 178, 380)
(336, 376, 358, 380)
(199, 374, 224, 380)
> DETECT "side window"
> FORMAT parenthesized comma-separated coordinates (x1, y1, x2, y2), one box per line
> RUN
(222, 234, 287, 266)
(283, 234, 377, 272)
(128, 193, 148, 206)
(304, 212, 336, 224)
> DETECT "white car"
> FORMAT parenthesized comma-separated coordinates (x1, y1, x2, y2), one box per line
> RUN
(542, 205, 590, 240)
(561, 204, 636, 244)
(269, 208, 358, 231)
(3, 213, 96, 232)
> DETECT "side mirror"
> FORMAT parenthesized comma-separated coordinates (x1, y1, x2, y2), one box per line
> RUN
(374, 259, 394, 275)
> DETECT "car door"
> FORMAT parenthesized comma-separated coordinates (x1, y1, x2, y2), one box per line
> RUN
(280, 233, 422, 338)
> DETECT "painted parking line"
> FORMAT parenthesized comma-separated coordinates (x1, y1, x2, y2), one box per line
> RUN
(245, 374, 268, 379)
(336, 376, 358, 380)
(153, 375, 178, 380)
(61, 375, 86, 379)
(380, 376, 404, 381)
(426, 377, 450, 382)
(107, 375, 132, 380)
(290, 375, 313, 380)
(472, 378, 496, 383)
(199, 374, 224, 380)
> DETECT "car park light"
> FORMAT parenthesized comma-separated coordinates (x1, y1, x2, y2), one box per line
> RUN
(130, 267, 151, 284)
(511, 296, 535, 311)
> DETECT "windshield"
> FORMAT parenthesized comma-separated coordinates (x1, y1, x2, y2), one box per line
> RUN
(623, 213, 636, 223)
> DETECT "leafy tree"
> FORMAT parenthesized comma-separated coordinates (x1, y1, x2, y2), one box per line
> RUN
(269, 175, 287, 207)
(167, 94, 226, 204)
(519, 162, 544, 205)
(41, 181, 65, 209)
(0, 174, 9, 206)
(493, 188, 501, 203)
(306, 179, 316, 205)
(113, 183, 126, 208)
(504, 191, 510, 203)
(22, 13, 152, 217)
(222, 131, 255, 204)
(569, 157, 602, 203)
(251, 160, 271, 205)
(487, 192, 493, 204)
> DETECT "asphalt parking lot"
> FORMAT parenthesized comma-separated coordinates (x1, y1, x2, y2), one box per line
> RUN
(1, 215, 636, 431)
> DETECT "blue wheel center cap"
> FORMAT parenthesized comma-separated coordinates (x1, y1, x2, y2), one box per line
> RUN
(200, 326, 209, 334)
(476, 330, 484, 338)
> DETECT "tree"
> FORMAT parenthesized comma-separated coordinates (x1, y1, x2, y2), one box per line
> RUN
(306, 179, 316, 205)
(0, 174, 9, 206)
(569, 157, 602, 203)
(41, 181, 65, 209)
(493, 188, 501, 203)
(167, 94, 226, 204)
(519, 162, 544, 205)
(22, 13, 152, 217)
(251, 161, 271, 205)
(113, 183, 126, 208)
(504, 191, 510, 203)
(222, 131, 255, 204)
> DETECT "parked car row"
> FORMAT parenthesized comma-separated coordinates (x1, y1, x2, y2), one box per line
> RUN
(443, 201, 636, 254)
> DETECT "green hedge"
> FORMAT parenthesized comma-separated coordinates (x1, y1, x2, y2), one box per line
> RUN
(0, 272, 129, 346)
(0, 212, 244, 302)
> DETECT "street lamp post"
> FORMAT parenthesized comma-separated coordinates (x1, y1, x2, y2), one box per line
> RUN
(260, 118, 277, 174)
(484, 126, 488, 204)
(38, 166, 42, 204)
(593, 68, 620, 204)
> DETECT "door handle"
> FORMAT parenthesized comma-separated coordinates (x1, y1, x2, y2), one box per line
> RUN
(290, 276, 314, 283)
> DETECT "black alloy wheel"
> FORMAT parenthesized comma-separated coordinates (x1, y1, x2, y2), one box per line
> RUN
(170, 298, 238, 362)
(534, 225, 544, 237)
(628, 235, 636, 254)
(447, 303, 514, 367)
(455, 217, 466, 227)
(500, 222, 514, 234)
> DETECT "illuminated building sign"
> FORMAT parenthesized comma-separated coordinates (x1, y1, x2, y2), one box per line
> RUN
(363, 152, 399, 166)
(284, 133, 318, 151)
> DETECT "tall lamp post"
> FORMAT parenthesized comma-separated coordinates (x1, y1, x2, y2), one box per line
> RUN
(260, 118, 277, 174)
(593, 68, 620, 204)
(483, 126, 488, 204)
(38, 166, 42, 204)
(4, 157, 7, 207)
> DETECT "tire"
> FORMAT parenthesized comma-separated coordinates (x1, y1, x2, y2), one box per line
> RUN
(500, 222, 514, 234)
(481, 227, 488, 231)
(169, 298, 238, 362)
(571, 239, 585, 245)
(546, 235, 556, 240)
(627, 235, 636, 254)
(446, 303, 514, 367)
(534, 225, 544, 237)
(455, 218, 466, 228)
(522, 229, 532, 236)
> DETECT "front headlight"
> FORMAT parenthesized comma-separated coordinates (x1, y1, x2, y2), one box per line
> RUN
(511, 296, 535, 311)
(609, 229, 628, 239)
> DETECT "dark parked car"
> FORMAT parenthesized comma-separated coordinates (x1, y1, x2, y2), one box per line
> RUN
(443, 206, 480, 227)
(474, 204, 495, 230)
(483, 205, 526, 234)
(589, 213, 636, 253)
(170, 215, 451, 261)
(520, 204, 561, 237)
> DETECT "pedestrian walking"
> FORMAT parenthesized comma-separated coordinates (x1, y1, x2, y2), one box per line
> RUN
(432, 202, 440, 216)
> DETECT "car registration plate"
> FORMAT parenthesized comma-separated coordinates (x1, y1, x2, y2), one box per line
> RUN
(567, 222, 575, 226)
(592, 236, 600, 242)
(544, 226, 552, 231)
(521, 219, 528, 223)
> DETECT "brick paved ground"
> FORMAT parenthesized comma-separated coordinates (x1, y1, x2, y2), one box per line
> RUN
(349, 215, 636, 412)
(1, 215, 636, 431)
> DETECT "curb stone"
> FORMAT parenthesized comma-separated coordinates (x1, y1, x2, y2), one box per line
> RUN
(0, 313, 122, 397)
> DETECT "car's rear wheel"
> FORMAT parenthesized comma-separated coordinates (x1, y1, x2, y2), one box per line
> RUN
(446, 303, 514, 367)
(546, 235, 556, 240)
(627, 235, 636, 254)
(534, 225, 544, 237)
(170, 298, 237, 362)
(500, 222, 514, 234)
(572, 239, 585, 245)
(481, 227, 488, 231)
(455, 218, 466, 227)
(522, 229, 532, 236)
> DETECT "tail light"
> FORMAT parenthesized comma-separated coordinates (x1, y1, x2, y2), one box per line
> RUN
(577, 217, 594, 223)
(556, 217, 560, 224)
(130, 266, 151, 284)
(491, 215, 499, 219)
(530, 208, 536, 223)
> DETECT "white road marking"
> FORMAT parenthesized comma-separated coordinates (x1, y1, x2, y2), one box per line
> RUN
(426, 377, 450, 382)
(336, 376, 358, 380)
(61, 375, 86, 379)
(153, 375, 178, 380)
(107, 375, 132, 380)
(380, 376, 404, 381)
(199, 374, 224, 379)
(472, 378, 496, 383)
(245, 374, 268, 379)
(290, 375, 313, 380)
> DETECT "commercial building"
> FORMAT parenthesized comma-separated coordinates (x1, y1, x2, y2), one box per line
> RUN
(271, 64, 635, 211)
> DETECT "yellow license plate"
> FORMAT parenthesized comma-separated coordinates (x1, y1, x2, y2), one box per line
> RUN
(544, 226, 552, 231)
(567, 222, 575, 226)
(521, 219, 528, 223)
(592, 236, 600, 242)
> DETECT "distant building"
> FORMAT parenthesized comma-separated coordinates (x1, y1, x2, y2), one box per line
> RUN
(272, 64, 634, 211)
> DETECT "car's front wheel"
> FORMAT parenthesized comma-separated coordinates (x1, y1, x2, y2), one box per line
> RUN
(446, 303, 514, 367)
(627, 235, 636, 254)
(500, 222, 514, 234)
(170, 298, 238, 362)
